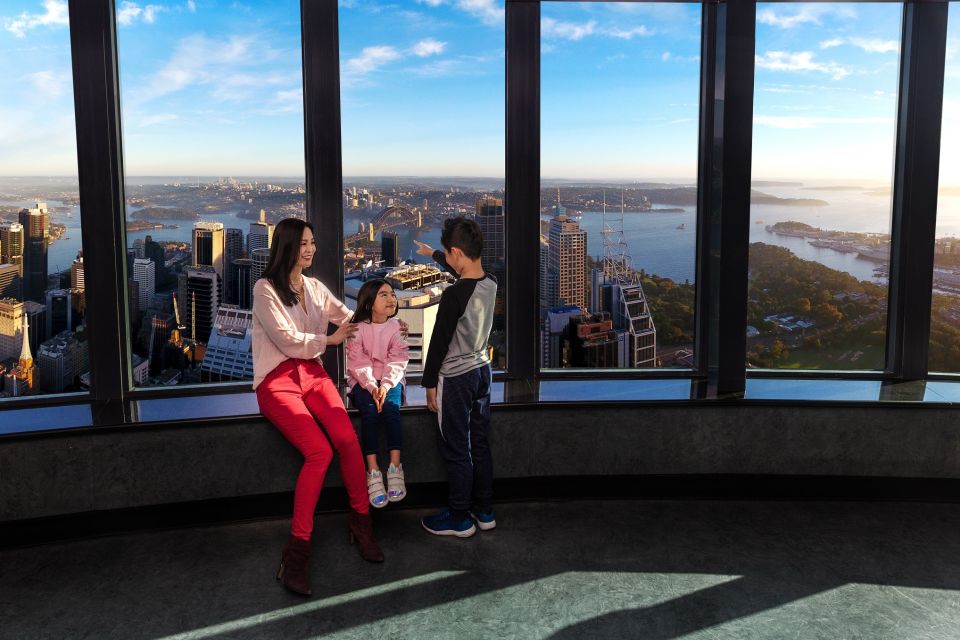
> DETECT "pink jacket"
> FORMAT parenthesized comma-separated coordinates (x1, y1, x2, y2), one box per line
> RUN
(346, 319, 409, 393)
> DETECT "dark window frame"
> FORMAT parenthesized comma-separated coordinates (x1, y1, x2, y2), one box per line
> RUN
(0, 0, 952, 423)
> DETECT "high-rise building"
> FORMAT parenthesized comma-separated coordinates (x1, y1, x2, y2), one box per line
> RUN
(0, 222, 24, 273)
(541, 304, 582, 368)
(71, 253, 85, 290)
(546, 214, 586, 311)
(251, 247, 271, 292)
(199, 305, 254, 382)
(224, 228, 244, 304)
(4, 309, 36, 395)
(248, 209, 274, 255)
(231, 258, 253, 310)
(144, 236, 164, 272)
(37, 330, 89, 394)
(0, 298, 25, 362)
(0, 263, 21, 300)
(132, 258, 156, 311)
(19, 203, 49, 303)
(381, 232, 399, 267)
(568, 314, 620, 368)
(178, 265, 220, 343)
(192, 222, 225, 288)
(45, 289, 72, 339)
(476, 197, 505, 338)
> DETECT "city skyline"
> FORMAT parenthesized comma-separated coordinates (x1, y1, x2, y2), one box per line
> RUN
(1, 1, 957, 181)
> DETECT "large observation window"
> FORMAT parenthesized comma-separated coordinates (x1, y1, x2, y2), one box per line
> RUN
(115, 0, 305, 389)
(539, 2, 701, 372)
(0, 0, 88, 401)
(338, 0, 506, 382)
(747, 2, 901, 371)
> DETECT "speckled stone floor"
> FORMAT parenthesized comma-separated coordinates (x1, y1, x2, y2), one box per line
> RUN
(3, 499, 960, 639)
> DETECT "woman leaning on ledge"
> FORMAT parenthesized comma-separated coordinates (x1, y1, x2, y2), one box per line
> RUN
(252, 217, 383, 597)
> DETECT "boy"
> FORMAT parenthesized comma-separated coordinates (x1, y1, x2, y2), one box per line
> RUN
(415, 217, 497, 537)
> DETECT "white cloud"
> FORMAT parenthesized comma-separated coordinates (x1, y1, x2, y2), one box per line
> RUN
(668, 118, 695, 125)
(3, 0, 68, 38)
(661, 51, 671, 62)
(409, 59, 463, 77)
(755, 51, 850, 80)
(541, 17, 596, 41)
(117, 2, 165, 26)
(187, 0, 197, 12)
(411, 38, 446, 57)
(609, 25, 652, 40)
(344, 45, 402, 75)
(26, 70, 68, 98)
(755, 115, 892, 129)
(819, 37, 898, 54)
(758, 6, 827, 29)
(456, 0, 503, 26)
(417, 0, 444, 6)
(138, 113, 179, 127)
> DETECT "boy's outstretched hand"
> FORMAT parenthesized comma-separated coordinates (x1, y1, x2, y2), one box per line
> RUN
(414, 240, 434, 257)
(425, 388, 438, 413)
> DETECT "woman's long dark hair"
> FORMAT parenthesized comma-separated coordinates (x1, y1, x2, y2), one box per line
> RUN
(350, 278, 398, 324)
(262, 218, 314, 307)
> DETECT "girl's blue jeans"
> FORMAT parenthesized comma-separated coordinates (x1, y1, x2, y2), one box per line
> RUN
(351, 383, 403, 456)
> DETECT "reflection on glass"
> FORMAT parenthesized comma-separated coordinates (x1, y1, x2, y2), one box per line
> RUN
(0, 404, 94, 436)
(539, 379, 691, 402)
(0, 1, 87, 399)
(745, 378, 883, 402)
(116, 0, 305, 388)
(135, 392, 260, 422)
(747, 3, 901, 371)
(338, 1, 506, 377)
(930, 5, 960, 373)
(539, 2, 701, 371)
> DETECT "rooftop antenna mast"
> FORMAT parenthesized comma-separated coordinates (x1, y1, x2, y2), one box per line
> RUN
(601, 189, 638, 285)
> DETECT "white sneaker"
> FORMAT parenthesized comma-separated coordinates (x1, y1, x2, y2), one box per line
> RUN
(367, 470, 387, 508)
(386, 463, 406, 502)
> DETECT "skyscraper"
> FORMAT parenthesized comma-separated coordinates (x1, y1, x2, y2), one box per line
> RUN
(132, 258, 156, 311)
(37, 330, 89, 394)
(0, 222, 24, 275)
(45, 289, 72, 338)
(178, 266, 220, 343)
(381, 232, 399, 267)
(224, 228, 244, 304)
(546, 214, 587, 311)
(251, 247, 271, 291)
(0, 298, 25, 362)
(231, 258, 253, 310)
(192, 221, 225, 286)
(475, 197, 505, 339)
(143, 236, 164, 272)
(71, 253, 84, 290)
(248, 209, 274, 254)
(0, 264, 21, 300)
(199, 305, 254, 382)
(19, 203, 49, 303)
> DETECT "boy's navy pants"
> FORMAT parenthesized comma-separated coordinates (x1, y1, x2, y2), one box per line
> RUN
(435, 364, 493, 519)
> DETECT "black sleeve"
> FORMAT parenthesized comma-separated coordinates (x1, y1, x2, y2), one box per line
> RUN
(421, 280, 476, 388)
(432, 249, 459, 279)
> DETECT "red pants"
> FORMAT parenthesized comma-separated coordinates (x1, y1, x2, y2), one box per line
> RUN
(257, 359, 369, 540)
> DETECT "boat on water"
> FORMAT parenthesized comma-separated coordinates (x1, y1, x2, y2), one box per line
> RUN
(676, 223, 685, 230)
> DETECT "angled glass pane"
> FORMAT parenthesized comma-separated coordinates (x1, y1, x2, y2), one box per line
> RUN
(539, 2, 701, 372)
(339, 0, 506, 386)
(0, 0, 89, 400)
(115, 0, 305, 388)
(930, 5, 960, 374)
(748, 3, 901, 371)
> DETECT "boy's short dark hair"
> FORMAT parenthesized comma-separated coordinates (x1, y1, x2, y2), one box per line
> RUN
(441, 216, 483, 260)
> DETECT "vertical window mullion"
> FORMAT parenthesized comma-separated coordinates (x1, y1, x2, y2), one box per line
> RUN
(301, 0, 345, 383)
(506, 0, 540, 381)
(885, 3, 948, 380)
(68, 0, 132, 418)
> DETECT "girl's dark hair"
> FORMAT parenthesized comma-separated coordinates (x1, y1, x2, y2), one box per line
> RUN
(262, 218, 314, 307)
(351, 278, 397, 324)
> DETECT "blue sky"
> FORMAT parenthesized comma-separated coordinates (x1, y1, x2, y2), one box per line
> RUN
(0, 0, 957, 183)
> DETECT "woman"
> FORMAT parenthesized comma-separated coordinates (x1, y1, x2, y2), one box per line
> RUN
(252, 217, 383, 597)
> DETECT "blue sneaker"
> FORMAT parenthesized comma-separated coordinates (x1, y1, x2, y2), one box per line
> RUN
(470, 510, 496, 531)
(421, 510, 476, 538)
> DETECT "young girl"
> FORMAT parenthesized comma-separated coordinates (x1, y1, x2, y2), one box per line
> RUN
(346, 278, 410, 508)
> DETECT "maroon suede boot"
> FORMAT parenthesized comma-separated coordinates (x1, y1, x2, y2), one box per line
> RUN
(276, 535, 312, 596)
(348, 512, 385, 563)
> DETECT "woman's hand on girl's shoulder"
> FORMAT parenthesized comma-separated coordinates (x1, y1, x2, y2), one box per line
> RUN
(397, 318, 409, 338)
